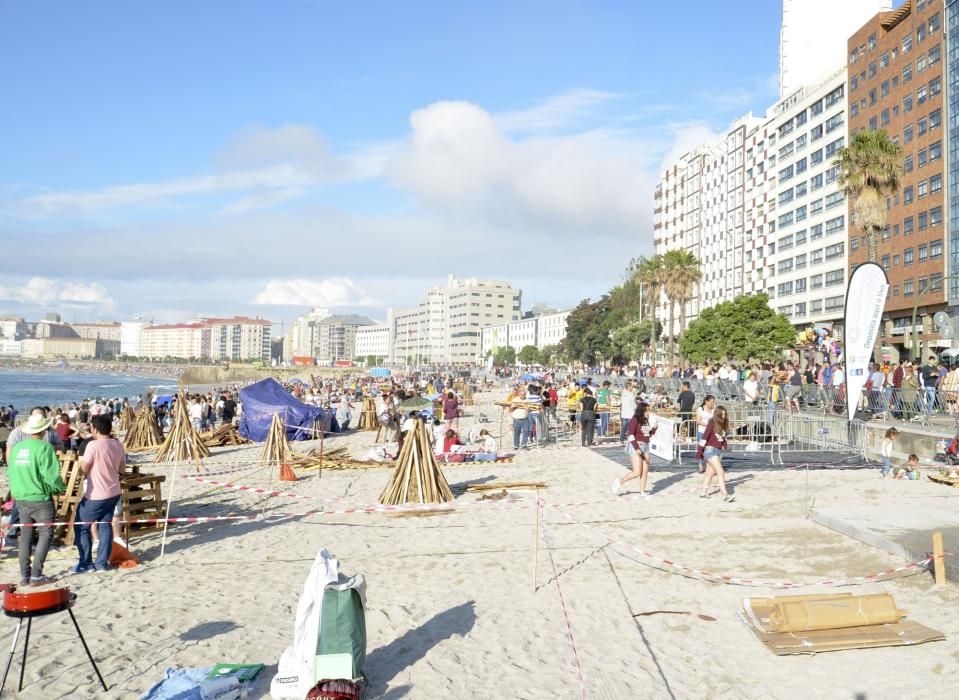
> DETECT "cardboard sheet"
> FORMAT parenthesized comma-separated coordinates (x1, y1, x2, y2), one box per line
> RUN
(741, 594, 945, 655)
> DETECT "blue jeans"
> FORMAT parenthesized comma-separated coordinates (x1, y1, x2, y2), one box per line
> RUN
(513, 418, 530, 449)
(74, 495, 120, 570)
(881, 456, 891, 477)
(598, 411, 609, 437)
(923, 387, 937, 414)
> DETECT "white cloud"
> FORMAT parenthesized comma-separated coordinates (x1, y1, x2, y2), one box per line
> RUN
(253, 277, 379, 307)
(495, 88, 621, 133)
(0, 277, 114, 308)
(387, 100, 655, 234)
(657, 122, 722, 173)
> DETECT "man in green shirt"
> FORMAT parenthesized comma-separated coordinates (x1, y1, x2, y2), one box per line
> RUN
(8, 413, 65, 586)
(597, 381, 611, 438)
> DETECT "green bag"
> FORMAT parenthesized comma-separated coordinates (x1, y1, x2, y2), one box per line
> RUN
(317, 584, 366, 678)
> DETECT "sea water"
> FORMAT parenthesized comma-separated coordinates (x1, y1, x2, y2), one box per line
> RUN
(0, 369, 178, 412)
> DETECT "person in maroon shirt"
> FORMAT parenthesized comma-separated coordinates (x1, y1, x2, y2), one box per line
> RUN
(443, 392, 460, 431)
(696, 406, 735, 502)
(613, 402, 657, 497)
(54, 413, 77, 452)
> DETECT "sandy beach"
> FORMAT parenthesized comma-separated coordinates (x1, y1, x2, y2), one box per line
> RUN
(1, 392, 957, 699)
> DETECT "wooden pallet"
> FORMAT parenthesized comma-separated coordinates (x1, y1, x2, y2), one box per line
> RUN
(120, 467, 167, 541)
(52, 451, 84, 546)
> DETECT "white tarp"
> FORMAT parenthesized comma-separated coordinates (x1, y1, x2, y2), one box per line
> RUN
(649, 415, 676, 462)
(844, 263, 888, 421)
(270, 548, 340, 699)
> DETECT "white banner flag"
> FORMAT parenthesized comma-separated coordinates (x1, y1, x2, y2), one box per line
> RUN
(649, 415, 676, 462)
(844, 263, 888, 421)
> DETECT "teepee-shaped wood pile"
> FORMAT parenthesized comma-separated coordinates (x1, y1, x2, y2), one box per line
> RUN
(119, 405, 136, 433)
(358, 397, 378, 430)
(124, 405, 165, 451)
(155, 395, 211, 463)
(379, 419, 453, 505)
(261, 412, 291, 466)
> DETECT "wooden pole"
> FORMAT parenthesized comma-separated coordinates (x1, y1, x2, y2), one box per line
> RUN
(532, 488, 540, 593)
(932, 531, 946, 585)
(159, 460, 179, 559)
(319, 430, 324, 479)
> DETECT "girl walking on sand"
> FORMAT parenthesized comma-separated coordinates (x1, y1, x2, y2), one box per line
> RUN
(696, 406, 735, 502)
(613, 402, 656, 497)
(880, 427, 898, 478)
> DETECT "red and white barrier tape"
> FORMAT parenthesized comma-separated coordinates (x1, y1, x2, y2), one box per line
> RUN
(540, 499, 588, 699)
(546, 500, 940, 588)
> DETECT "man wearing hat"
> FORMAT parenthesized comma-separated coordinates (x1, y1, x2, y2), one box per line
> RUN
(7, 413, 66, 586)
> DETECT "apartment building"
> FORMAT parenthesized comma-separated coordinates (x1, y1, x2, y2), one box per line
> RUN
(120, 321, 146, 357)
(140, 323, 211, 360)
(314, 314, 374, 365)
(354, 324, 391, 361)
(70, 321, 122, 342)
(283, 308, 331, 362)
(767, 68, 851, 324)
(391, 275, 521, 365)
(848, 0, 948, 356)
(479, 309, 571, 358)
(204, 316, 272, 362)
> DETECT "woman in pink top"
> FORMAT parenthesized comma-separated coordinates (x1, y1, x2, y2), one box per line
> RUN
(72, 414, 125, 573)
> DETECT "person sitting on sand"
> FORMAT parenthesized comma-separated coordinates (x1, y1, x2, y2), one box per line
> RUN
(443, 429, 462, 453)
(893, 454, 921, 480)
(478, 429, 498, 453)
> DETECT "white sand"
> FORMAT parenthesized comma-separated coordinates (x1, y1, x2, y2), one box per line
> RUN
(1, 392, 958, 699)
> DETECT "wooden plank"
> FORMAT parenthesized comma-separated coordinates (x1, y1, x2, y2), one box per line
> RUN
(933, 532, 946, 585)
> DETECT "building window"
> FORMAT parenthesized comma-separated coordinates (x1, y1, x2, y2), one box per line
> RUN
(905, 248, 914, 265)
(811, 299, 823, 314)
(919, 245, 928, 263)
(811, 273, 823, 288)
(810, 223, 823, 240)
(795, 205, 807, 222)
(851, 237, 860, 250)
(930, 206, 943, 226)
(810, 148, 823, 165)
(811, 174, 824, 190)
(930, 108, 942, 129)
(795, 229, 807, 246)
(825, 138, 844, 159)
(931, 239, 943, 259)
(825, 295, 845, 312)
(795, 253, 807, 269)
(825, 243, 844, 261)
(825, 191, 844, 209)
(825, 216, 844, 236)
(881, 255, 890, 270)
(904, 125, 914, 144)
(810, 198, 823, 215)
(930, 140, 942, 161)
(929, 44, 941, 66)
(904, 216, 914, 235)
(904, 279, 914, 295)
(918, 85, 927, 105)
(919, 148, 928, 167)
(918, 180, 928, 199)
(919, 212, 929, 230)
(903, 34, 912, 53)
(904, 94, 913, 113)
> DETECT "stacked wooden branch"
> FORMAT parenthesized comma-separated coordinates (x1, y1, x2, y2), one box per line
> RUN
(458, 383, 475, 406)
(155, 396, 211, 463)
(358, 397, 378, 430)
(52, 452, 84, 546)
(287, 445, 394, 471)
(124, 405, 165, 452)
(261, 412, 291, 465)
(120, 464, 167, 541)
(200, 422, 251, 447)
(119, 405, 136, 433)
(379, 419, 453, 505)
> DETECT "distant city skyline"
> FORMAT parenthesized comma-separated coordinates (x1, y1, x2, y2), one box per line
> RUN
(0, 1, 781, 326)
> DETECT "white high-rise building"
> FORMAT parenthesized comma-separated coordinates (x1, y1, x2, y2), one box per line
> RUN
(120, 321, 146, 357)
(479, 310, 571, 358)
(766, 66, 851, 325)
(283, 307, 330, 362)
(780, 0, 891, 97)
(390, 275, 522, 365)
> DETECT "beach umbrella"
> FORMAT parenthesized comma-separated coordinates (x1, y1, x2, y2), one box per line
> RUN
(399, 396, 433, 410)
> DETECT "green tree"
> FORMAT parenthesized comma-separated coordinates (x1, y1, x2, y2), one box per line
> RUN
(660, 249, 702, 365)
(562, 296, 615, 365)
(539, 344, 560, 366)
(517, 345, 541, 365)
(679, 294, 795, 364)
(609, 319, 661, 364)
(634, 256, 665, 358)
(492, 346, 517, 366)
(834, 129, 903, 263)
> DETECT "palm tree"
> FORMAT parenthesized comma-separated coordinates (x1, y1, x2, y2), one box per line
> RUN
(661, 249, 702, 365)
(634, 256, 664, 362)
(834, 129, 903, 263)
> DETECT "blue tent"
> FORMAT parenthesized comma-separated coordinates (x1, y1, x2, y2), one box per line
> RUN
(238, 378, 339, 442)
(369, 367, 391, 378)
(153, 395, 174, 407)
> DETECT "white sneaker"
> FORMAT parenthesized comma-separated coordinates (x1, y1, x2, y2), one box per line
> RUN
(611, 479, 621, 494)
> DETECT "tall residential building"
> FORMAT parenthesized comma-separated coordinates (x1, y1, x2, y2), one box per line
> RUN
(655, 65, 853, 333)
(202, 316, 272, 362)
(948, 0, 959, 308)
(391, 275, 521, 365)
(780, 0, 892, 97)
(283, 307, 330, 362)
(314, 314, 374, 365)
(848, 0, 948, 357)
(140, 323, 211, 360)
(767, 67, 851, 324)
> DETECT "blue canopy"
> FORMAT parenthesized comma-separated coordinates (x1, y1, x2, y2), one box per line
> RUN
(153, 395, 174, 407)
(519, 372, 544, 381)
(238, 378, 339, 442)
(369, 367, 391, 377)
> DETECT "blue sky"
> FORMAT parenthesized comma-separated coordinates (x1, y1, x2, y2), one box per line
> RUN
(0, 0, 781, 325)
